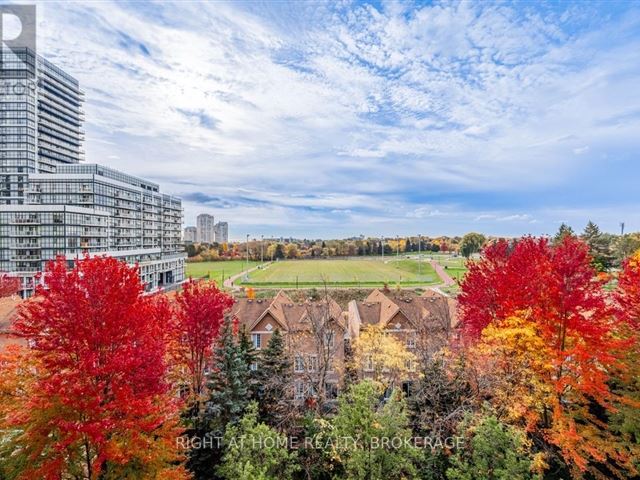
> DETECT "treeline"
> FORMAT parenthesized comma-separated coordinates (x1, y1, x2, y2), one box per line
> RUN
(456, 221, 640, 268)
(2, 235, 640, 479)
(188, 222, 640, 271)
(188, 236, 459, 261)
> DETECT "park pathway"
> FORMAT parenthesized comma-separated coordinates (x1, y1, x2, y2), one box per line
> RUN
(223, 263, 270, 291)
(429, 259, 456, 287)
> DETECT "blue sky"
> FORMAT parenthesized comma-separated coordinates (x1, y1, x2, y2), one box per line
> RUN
(33, 0, 640, 239)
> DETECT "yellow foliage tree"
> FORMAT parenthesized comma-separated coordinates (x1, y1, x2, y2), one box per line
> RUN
(471, 314, 555, 432)
(351, 324, 416, 389)
(470, 313, 640, 477)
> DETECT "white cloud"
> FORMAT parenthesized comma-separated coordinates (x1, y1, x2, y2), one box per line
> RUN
(32, 1, 640, 237)
(406, 207, 448, 219)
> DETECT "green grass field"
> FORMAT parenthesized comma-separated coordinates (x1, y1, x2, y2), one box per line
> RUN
(437, 256, 468, 283)
(240, 258, 438, 288)
(186, 261, 260, 283)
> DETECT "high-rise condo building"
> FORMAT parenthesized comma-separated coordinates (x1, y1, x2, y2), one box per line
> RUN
(1, 48, 84, 203)
(0, 49, 185, 297)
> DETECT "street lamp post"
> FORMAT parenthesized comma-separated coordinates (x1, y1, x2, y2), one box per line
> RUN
(418, 234, 422, 275)
(381, 236, 384, 260)
(261, 235, 264, 264)
(246, 234, 250, 271)
(396, 235, 399, 257)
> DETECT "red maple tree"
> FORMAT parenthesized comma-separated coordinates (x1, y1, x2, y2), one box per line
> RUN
(7, 256, 188, 479)
(171, 279, 234, 404)
(459, 236, 621, 401)
(0, 272, 20, 298)
(458, 236, 635, 474)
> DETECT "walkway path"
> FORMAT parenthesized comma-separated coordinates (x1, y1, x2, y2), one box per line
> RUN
(223, 263, 270, 291)
(429, 259, 456, 287)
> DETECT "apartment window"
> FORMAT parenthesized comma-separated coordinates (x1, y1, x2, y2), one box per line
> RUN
(294, 354, 305, 373)
(295, 381, 305, 400)
(251, 333, 261, 350)
(324, 330, 335, 348)
(308, 383, 317, 397)
(308, 355, 318, 373)
(325, 382, 338, 400)
(365, 354, 374, 372)
(404, 359, 415, 372)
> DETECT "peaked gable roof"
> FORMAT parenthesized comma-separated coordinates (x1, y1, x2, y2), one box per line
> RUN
(0, 296, 25, 349)
(232, 290, 293, 332)
(363, 288, 456, 330)
(365, 289, 400, 326)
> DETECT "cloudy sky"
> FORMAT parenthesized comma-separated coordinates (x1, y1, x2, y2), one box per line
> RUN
(31, 0, 640, 239)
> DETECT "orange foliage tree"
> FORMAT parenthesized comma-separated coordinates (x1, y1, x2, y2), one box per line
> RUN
(2, 256, 189, 480)
(459, 236, 638, 477)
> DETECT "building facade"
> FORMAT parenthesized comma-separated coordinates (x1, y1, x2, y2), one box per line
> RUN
(0, 49, 185, 297)
(214, 221, 228, 243)
(183, 226, 197, 243)
(196, 213, 214, 243)
(231, 288, 456, 403)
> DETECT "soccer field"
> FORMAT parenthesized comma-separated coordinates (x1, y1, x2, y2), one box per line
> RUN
(240, 258, 438, 288)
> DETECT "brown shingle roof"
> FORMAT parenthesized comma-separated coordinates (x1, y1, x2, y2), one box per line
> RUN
(0, 297, 20, 333)
(355, 302, 381, 326)
(281, 297, 346, 331)
(361, 289, 456, 330)
(232, 297, 273, 330)
(0, 296, 25, 349)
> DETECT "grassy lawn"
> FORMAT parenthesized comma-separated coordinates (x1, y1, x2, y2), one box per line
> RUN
(240, 258, 438, 288)
(441, 257, 468, 283)
(186, 261, 261, 284)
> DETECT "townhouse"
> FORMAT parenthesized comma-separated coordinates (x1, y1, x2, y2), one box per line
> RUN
(231, 288, 457, 402)
(232, 291, 347, 402)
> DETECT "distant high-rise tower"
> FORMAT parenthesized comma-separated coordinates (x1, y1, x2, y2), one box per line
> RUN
(196, 213, 215, 243)
(214, 221, 228, 244)
(183, 226, 197, 242)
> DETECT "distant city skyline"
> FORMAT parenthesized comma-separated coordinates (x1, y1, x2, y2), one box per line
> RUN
(32, 1, 639, 239)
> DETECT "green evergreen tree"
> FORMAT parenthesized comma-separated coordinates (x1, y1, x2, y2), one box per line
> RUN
(581, 221, 613, 271)
(553, 223, 575, 244)
(255, 329, 292, 428)
(237, 324, 258, 399)
(447, 414, 541, 480)
(187, 316, 250, 479)
(207, 316, 250, 428)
